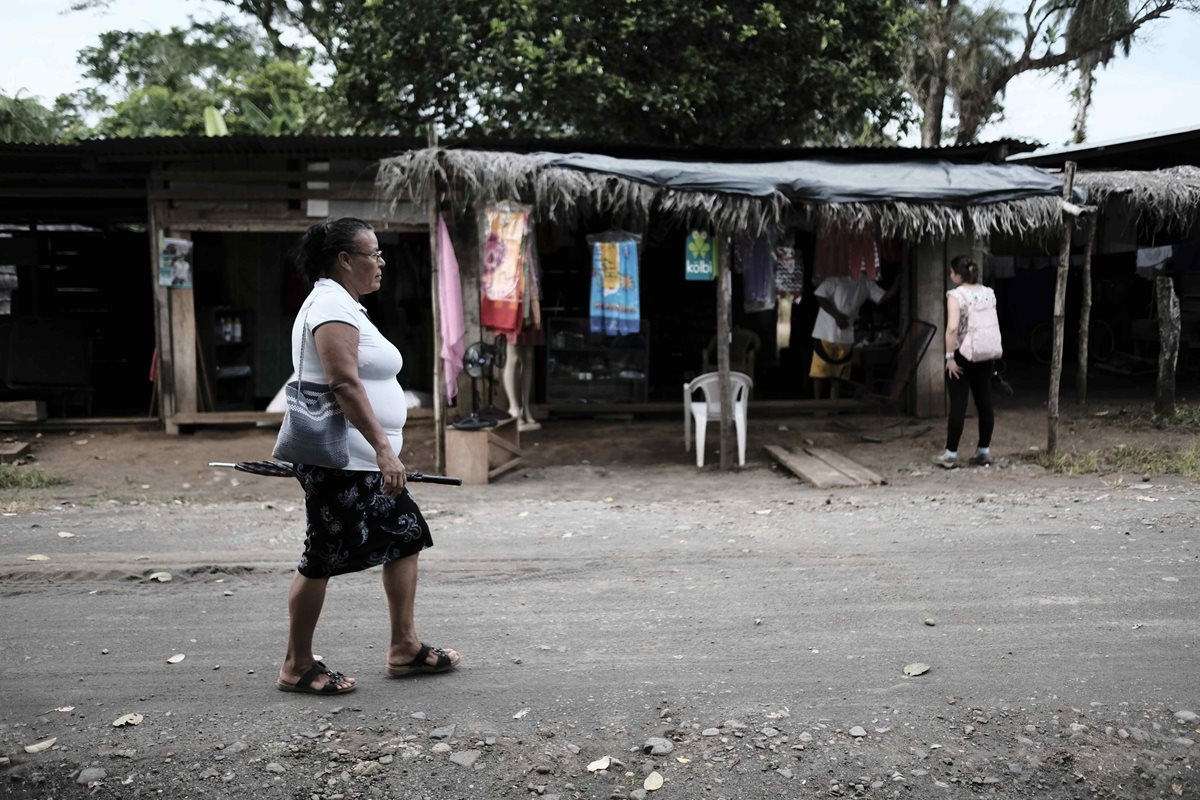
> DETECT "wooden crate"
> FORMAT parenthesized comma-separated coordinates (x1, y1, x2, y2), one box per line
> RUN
(445, 417, 522, 485)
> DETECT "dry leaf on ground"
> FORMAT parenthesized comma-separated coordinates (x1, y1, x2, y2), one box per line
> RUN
(644, 771, 664, 791)
(24, 738, 56, 754)
(166, 654, 185, 664)
(112, 713, 143, 727)
(903, 662, 930, 677)
(587, 756, 611, 772)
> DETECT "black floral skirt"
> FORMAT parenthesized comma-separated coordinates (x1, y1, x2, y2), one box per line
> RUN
(294, 465, 433, 579)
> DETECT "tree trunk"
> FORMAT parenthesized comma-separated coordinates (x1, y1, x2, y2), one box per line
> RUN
(920, 78, 947, 147)
(1076, 213, 1097, 404)
(1155, 275, 1180, 417)
(1047, 162, 1076, 455)
(919, 0, 959, 147)
(1071, 61, 1097, 145)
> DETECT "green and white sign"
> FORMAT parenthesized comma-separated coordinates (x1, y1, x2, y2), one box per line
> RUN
(685, 231, 718, 281)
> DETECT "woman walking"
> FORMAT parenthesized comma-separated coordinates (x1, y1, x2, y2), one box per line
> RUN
(934, 256, 999, 469)
(275, 217, 461, 695)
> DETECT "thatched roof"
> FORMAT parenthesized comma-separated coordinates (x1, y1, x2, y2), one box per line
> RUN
(376, 147, 1068, 239)
(1076, 165, 1200, 233)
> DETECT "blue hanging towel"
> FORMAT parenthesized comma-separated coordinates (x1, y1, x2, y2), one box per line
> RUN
(590, 236, 641, 335)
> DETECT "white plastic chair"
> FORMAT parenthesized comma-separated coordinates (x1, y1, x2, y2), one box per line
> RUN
(683, 371, 753, 467)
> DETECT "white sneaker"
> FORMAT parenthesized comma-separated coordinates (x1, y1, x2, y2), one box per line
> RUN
(932, 453, 958, 469)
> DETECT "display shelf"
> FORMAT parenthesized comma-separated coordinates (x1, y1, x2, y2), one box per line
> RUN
(545, 317, 648, 404)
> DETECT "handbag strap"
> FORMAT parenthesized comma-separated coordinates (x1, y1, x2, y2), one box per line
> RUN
(296, 303, 313, 384)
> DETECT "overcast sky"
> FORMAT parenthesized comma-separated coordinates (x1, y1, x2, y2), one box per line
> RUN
(2, 0, 1197, 152)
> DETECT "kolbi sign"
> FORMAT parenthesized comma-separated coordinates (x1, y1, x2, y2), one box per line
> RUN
(685, 231, 718, 282)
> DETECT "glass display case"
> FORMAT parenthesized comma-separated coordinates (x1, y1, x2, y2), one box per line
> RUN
(545, 317, 648, 404)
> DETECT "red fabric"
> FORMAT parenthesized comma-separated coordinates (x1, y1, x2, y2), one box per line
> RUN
(814, 230, 878, 282)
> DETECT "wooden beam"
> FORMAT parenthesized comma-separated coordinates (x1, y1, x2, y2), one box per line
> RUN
(150, 170, 375, 183)
(1155, 275, 1180, 417)
(1047, 162, 1077, 454)
(716, 236, 733, 470)
(1076, 213, 1098, 405)
(912, 237, 947, 418)
(170, 283, 199, 417)
(147, 197, 174, 431)
(427, 126, 447, 474)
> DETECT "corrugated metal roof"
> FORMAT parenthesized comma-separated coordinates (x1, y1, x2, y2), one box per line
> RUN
(1010, 125, 1200, 169)
(0, 134, 1041, 163)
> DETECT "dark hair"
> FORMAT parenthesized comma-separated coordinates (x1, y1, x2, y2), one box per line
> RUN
(295, 217, 374, 282)
(949, 255, 979, 284)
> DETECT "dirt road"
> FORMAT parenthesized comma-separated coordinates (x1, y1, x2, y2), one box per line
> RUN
(1, 413, 1198, 799)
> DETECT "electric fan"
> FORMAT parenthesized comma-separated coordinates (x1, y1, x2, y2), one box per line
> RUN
(452, 336, 506, 430)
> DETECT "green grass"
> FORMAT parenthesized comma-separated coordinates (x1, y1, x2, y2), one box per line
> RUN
(1121, 403, 1200, 430)
(0, 464, 67, 490)
(1029, 445, 1200, 478)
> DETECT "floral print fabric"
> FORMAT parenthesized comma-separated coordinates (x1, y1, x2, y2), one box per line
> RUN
(294, 465, 433, 579)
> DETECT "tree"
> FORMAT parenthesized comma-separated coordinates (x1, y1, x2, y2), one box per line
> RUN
(56, 15, 335, 138)
(0, 91, 60, 143)
(194, 0, 918, 146)
(1061, 0, 1133, 144)
(903, 0, 1190, 146)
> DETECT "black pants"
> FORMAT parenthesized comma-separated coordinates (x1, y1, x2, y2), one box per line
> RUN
(946, 352, 994, 452)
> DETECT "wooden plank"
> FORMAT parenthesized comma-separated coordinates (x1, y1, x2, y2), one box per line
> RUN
(804, 447, 882, 486)
(170, 285, 198, 416)
(0, 442, 31, 463)
(0, 401, 45, 422)
(764, 445, 859, 489)
(171, 411, 283, 426)
(427, 125, 446, 474)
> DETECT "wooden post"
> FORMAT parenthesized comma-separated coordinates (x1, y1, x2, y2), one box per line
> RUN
(716, 235, 733, 470)
(426, 126, 446, 473)
(1075, 213, 1098, 405)
(1047, 161, 1076, 454)
(912, 236, 948, 418)
(146, 196, 174, 430)
(1155, 275, 1180, 417)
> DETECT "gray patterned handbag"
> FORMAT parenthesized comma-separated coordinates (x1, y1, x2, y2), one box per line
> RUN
(272, 308, 349, 468)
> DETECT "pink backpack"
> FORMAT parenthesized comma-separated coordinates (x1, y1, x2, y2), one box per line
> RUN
(958, 290, 1003, 362)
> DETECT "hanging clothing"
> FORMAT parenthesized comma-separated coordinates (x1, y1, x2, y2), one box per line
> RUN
(436, 215, 465, 402)
(481, 204, 530, 336)
(589, 233, 641, 335)
(738, 233, 776, 312)
(518, 230, 544, 345)
(774, 244, 804, 296)
(814, 228, 879, 282)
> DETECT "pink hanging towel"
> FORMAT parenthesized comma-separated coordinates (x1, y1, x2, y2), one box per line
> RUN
(437, 215, 466, 402)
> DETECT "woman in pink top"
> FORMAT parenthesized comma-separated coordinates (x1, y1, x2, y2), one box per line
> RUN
(934, 256, 998, 469)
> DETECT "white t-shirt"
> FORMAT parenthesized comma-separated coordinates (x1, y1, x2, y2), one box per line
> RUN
(811, 276, 886, 344)
(292, 278, 407, 471)
(947, 284, 998, 351)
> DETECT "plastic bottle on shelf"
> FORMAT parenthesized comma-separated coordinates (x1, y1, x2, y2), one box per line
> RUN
(232, 316, 243, 342)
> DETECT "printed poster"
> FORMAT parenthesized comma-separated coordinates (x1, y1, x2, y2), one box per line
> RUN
(159, 236, 193, 288)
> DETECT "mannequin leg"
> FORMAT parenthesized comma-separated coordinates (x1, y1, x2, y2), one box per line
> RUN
(503, 342, 521, 421)
(518, 343, 539, 430)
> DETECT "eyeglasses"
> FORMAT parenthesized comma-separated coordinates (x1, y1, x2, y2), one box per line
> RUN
(346, 249, 384, 262)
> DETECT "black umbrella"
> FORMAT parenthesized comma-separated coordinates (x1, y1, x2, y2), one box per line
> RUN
(208, 460, 462, 486)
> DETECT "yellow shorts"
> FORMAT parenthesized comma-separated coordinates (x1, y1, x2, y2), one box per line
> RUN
(809, 339, 853, 380)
